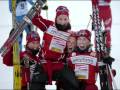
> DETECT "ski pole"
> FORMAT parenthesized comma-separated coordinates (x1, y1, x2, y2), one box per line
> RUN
(44, 0, 48, 19)
(108, 65, 118, 90)
(86, 15, 92, 29)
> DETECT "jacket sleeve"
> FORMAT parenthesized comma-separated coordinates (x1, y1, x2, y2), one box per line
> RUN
(106, 0, 111, 3)
(32, 14, 54, 32)
(2, 47, 22, 66)
(3, 48, 13, 66)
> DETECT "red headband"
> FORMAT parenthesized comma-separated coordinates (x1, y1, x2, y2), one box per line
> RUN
(26, 31, 40, 44)
(77, 29, 91, 41)
(56, 6, 69, 17)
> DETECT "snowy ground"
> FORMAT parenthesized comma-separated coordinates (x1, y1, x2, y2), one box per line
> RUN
(0, 1, 120, 90)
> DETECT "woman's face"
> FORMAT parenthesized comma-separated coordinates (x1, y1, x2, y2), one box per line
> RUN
(67, 36, 76, 53)
(27, 41, 40, 50)
(56, 14, 69, 25)
(77, 36, 90, 50)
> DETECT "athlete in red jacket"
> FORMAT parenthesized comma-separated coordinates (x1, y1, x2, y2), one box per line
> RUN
(3, 31, 41, 90)
(91, 0, 112, 54)
(68, 29, 99, 90)
(56, 31, 77, 90)
(32, 6, 79, 90)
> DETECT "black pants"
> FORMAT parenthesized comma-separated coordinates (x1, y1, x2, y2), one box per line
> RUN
(30, 64, 79, 90)
(54, 65, 79, 90)
(29, 64, 47, 90)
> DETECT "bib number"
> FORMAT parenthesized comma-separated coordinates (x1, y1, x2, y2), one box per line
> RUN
(49, 37, 66, 53)
(75, 64, 89, 79)
(20, 2, 26, 9)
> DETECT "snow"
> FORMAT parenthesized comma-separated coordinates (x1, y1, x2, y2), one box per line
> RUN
(0, 1, 120, 89)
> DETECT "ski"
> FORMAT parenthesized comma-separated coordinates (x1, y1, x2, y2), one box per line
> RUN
(13, 42, 21, 90)
(92, 5, 113, 90)
(11, 0, 21, 89)
(0, 0, 46, 57)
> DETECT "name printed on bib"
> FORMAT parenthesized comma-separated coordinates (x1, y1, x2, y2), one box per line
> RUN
(70, 55, 97, 66)
(47, 26, 70, 41)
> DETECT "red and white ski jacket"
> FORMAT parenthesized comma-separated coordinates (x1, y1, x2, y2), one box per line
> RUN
(91, 0, 112, 48)
(68, 51, 99, 84)
(3, 48, 40, 87)
(32, 14, 71, 84)
(32, 14, 70, 61)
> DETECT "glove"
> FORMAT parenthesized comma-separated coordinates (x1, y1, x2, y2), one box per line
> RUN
(42, 5, 48, 10)
(112, 69, 116, 77)
(103, 56, 115, 65)
(41, 0, 47, 3)
(9, 28, 15, 37)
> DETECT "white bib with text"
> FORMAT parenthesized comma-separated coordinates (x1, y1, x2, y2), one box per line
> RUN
(75, 64, 89, 79)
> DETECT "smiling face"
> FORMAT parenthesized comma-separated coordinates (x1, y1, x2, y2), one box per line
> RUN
(67, 36, 76, 53)
(56, 14, 69, 25)
(77, 36, 90, 51)
(55, 15, 71, 31)
(27, 41, 40, 50)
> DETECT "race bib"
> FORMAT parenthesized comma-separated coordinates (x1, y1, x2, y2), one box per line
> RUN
(47, 26, 70, 41)
(16, 1, 28, 16)
(49, 37, 66, 53)
(19, 2, 26, 9)
(71, 55, 97, 66)
(47, 26, 70, 53)
(99, 0, 110, 6)
(75, 64, 89, 79)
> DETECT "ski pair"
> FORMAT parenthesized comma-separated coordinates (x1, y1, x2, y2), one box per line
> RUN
(0, 0, 46, 57)
(92, 5, 116, 90)
(1, 0, 46, 89)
